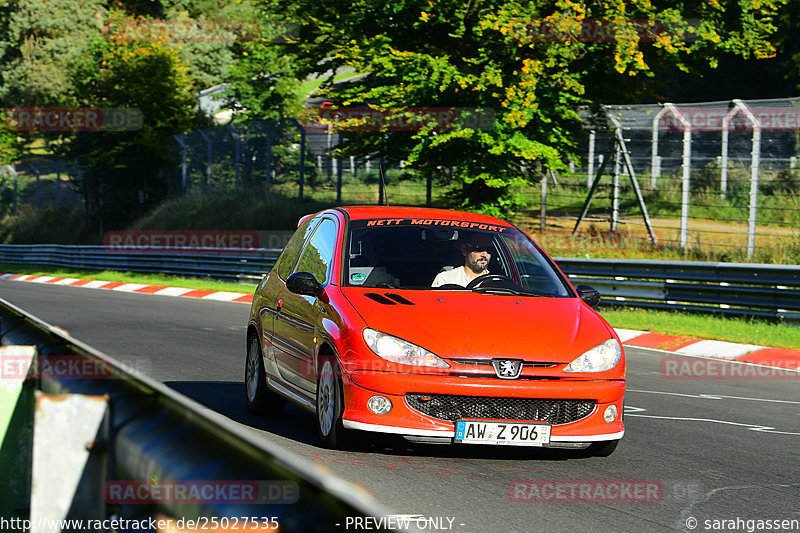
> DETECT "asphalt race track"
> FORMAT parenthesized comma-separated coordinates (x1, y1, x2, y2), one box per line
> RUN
(2, 279, 799, 533)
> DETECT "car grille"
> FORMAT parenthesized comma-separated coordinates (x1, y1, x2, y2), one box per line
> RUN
(405, 394, 596, 425)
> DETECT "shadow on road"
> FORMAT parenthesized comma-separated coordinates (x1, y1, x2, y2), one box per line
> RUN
(164, 380, 599, 461)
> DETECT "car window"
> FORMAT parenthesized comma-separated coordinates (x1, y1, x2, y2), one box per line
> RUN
(499, 234, 570, 296)
(343, 219, 571, 296)
(277, 217, 319, 281)
(295, 218, 337, 285)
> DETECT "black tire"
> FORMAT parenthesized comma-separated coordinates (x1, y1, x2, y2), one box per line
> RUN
(586, 439, 619, 457)
(245, 336, 285, 416)
(315, 355, 350, 449)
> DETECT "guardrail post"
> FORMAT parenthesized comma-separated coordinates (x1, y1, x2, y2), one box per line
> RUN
(31, 391, 110, 531)
(0, 346, 36, 521)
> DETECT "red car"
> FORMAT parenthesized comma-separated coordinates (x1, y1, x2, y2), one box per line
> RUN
(245, 206, 625, 456)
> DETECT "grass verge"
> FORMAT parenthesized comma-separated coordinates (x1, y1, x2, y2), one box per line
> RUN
(599, 308, 800, 350)
(0, 263, 254, 293)
(1, 262, 797, 349)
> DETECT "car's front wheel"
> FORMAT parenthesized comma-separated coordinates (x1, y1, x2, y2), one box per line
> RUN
(245, 336, 285, 416)
(316, 355, 350, 449)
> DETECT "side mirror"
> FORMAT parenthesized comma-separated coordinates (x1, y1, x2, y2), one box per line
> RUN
(576, 285, 601, 307)
(286, 271, 323, 297)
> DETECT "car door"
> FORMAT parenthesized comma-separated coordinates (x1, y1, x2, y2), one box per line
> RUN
(273, 216, 338, 393)
(258, 216, 320, 378)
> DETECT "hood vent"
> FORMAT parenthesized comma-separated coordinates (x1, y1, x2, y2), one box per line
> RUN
(364, 293, 397, 305)
(364, 292, 415, 305)
(384, 293, 414, 305)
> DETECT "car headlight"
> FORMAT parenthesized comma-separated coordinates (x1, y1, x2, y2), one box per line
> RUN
(563, 339, 622, 373)
(363, 328, 450, 368)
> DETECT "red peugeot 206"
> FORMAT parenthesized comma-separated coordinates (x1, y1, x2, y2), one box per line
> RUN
(245, 206, 625, 456)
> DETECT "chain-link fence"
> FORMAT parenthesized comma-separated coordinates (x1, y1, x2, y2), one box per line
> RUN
(531, 98, 800, 260)
(0, 160, 83, 216)
(4, 97, 799, 260)
(166, 118, 447, 206)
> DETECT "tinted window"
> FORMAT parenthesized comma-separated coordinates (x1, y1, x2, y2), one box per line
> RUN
(343, 219, 571, 296)
(500, 233, 570, 296)
(296, 218, 337, 284)
(277, 217, 319, 280)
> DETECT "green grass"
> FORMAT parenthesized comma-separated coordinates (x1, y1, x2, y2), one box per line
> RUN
(298, 70, 364, 100)
(519, 169, 800, 228)
(599, 307, 800, 350)
(0, 263, 253, 293)
(2, 262, 798, 349)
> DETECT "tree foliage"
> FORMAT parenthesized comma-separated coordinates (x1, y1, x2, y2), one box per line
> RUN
(257, 0, 787, 215)
(0, 0, 105, 107)
(223, 3, 302, 122)
(0, 0, 247, 228)
(66, 34, 202, 230)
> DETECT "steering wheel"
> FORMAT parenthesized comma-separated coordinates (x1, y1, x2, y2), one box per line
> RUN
(465, 274, 517, 290)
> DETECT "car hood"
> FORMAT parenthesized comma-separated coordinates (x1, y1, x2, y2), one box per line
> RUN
(341, 289, 617, 363)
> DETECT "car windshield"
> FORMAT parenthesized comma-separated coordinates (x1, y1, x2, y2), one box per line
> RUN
(344, 218, 572, 297)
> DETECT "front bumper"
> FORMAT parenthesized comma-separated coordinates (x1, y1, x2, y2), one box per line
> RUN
(341, 370, 625, 443)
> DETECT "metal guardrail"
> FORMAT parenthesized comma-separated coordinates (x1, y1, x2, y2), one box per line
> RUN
(0, 244, 279, 284)
(556, 258, 800, 322)
(1, 244, 799, 321)
(0, 297, 405, 532)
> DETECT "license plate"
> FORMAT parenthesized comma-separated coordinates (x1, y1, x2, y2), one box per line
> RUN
(455, 419, 551, 446)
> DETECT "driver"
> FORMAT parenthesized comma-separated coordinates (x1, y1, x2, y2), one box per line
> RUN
(432, 233, 493, 287)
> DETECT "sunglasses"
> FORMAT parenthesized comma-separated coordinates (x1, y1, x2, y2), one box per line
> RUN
(466, 243, 492, 253)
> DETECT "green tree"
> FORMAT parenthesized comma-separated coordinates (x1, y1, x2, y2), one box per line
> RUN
(66, 35, 202, 231)
(0, 113, 21, 164)
(0, 0, 105, 107)
(256, 0, 786, 215)
(223, 4, 302, 122)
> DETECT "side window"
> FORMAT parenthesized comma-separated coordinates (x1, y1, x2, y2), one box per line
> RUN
(277, 217, 319, 281)
(296, 218, 338, 285)
(502, 235, 569, 296)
